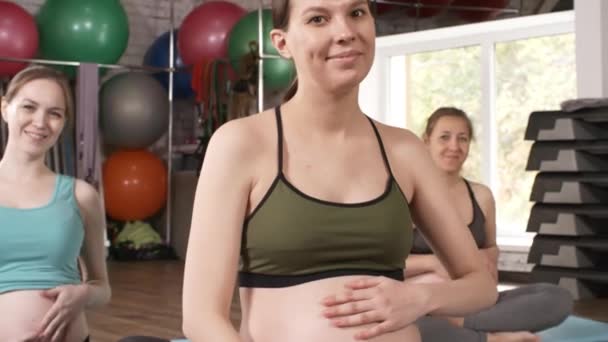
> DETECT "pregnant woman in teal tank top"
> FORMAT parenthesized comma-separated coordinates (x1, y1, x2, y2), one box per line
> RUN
(182, 1, 499, 341)
(0, 66, 110, 342)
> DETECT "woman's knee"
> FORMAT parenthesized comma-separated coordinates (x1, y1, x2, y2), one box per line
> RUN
(530, 283, 574, 324)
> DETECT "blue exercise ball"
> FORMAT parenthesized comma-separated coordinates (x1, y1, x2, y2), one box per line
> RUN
(143, 30, 194, 98)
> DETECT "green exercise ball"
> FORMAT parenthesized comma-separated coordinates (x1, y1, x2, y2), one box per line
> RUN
(36, 0, 129, 77)
(227, 9, 295, 92)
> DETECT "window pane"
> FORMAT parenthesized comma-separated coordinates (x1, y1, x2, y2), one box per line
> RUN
(404, 46, 482, 180)
(495, 34, 576, 236)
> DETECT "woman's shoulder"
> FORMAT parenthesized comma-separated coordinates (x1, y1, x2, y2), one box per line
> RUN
(370, 119, 426, 156)
(50, 174, 96, 201)
(198, 110, 277, 184)
(71, 178, 100, 209)
(368, 119, 433, 201)
(466, 180, 495, 209)
(207, 109, 276, 157)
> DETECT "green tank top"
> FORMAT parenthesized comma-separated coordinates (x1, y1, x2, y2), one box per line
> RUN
(239, 107, 413, 288)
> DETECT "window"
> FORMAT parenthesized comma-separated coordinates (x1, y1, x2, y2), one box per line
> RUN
(361, 11, 575, 245)
(401, 46, 482, 180)
(495, 34, 576, 236)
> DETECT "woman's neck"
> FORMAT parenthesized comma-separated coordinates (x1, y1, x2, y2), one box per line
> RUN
(0, 145, 50, 182)
(444, 170, 463, 188)
(285, 83, 363, 136)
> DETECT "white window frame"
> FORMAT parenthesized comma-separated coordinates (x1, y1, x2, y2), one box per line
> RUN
(360, 11, 575, 250)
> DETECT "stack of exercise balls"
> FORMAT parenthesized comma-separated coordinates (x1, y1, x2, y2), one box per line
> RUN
(100, 73, 169, 222)
(100, 0, 300, 223)
(0, 1, 39, 77)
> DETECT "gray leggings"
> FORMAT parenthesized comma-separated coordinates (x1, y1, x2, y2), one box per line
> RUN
(416, 283, 573, 342)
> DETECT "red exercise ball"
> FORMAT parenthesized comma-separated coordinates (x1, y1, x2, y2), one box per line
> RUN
(178, 1, 246, 65)
(0, 1, 39, 77)
(453, 0, 509, 22)
(103, 150, 168, 221)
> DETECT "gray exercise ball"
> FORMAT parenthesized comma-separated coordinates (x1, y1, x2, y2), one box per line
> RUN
(100, 72, 169, 148)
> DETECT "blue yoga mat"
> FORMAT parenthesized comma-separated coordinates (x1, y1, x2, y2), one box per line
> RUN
(539, 316, 608, 341)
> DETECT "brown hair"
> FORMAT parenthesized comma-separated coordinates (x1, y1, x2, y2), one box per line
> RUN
(424, 107, 474, 139)
(2, 65, 74, 124)
(272, 0, 372, 102)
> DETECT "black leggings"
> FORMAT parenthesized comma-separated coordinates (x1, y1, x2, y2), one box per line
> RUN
(416, 283, 573, 342)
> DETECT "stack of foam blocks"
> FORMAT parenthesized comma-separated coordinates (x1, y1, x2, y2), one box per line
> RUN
(524, 106, 608, 299)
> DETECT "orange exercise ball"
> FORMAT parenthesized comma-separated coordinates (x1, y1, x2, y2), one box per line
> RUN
(103, 149, 167, 221)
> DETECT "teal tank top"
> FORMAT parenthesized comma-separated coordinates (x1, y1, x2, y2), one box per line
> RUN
(0, 175, 84, 294)
(239, 107, 414, 288)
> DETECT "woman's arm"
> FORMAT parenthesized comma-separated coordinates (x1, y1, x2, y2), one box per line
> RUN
(406, 183, 500, 283)
(75, 180, 111, 308)
(474, 184, 499, 283)
(480, 246, 499, 283)
(182, 121, 255, 342)
(403, 136, 498, 317)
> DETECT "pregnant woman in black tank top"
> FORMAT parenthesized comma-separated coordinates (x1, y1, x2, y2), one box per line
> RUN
(407, 107, 573, 342)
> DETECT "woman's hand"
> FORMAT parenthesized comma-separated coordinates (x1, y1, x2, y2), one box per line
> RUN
(321, 276, 430, 340)
(35, 284, 89, 342)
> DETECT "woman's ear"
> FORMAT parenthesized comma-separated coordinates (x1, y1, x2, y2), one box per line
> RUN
(1, 98, 8, 123)
(270, 28, 292, 59)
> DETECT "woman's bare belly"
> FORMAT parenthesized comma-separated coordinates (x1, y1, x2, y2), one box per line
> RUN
(239, 276, 420, 342)
(0, 290, 88, 342)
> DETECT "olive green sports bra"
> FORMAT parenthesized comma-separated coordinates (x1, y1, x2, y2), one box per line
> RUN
(239, 106, 413, 288)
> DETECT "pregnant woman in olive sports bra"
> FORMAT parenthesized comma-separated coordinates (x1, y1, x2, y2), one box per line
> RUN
(0, 66, 110, 342)
(182, 1, 498, 341)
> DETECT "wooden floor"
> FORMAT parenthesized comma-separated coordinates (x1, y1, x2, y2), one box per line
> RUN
(88, 261, 608, 342)
(87, 261, 185, 341)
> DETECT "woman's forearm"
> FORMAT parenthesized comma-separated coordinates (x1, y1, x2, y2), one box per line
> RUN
(83, 281, 111, 309)
(480, 246, 500, 282)
(420, 269, 498, 317)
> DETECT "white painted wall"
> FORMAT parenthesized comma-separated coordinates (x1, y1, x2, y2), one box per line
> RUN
(574, 0, 608, 98)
